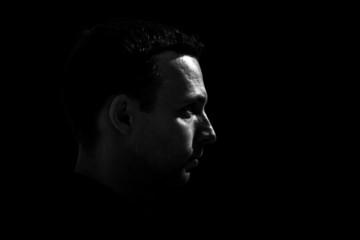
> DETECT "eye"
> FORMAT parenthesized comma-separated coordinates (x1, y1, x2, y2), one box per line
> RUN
(179, 104, 194, 119)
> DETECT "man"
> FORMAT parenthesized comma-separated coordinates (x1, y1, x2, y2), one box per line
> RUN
(61, 18, 216, 225)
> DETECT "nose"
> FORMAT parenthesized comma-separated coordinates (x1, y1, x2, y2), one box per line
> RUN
(197, 113, 217, 146)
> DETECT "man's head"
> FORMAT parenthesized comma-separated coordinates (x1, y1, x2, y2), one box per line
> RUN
(62, 18, 216, 192)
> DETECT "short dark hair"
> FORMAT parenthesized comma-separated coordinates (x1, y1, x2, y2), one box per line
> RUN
(61, 18, 204, 151)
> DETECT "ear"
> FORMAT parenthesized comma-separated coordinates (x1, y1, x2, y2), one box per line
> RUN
(109, 95, 133, 135)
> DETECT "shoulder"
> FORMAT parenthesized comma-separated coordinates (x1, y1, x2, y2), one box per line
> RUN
(50, 173, 150, 228)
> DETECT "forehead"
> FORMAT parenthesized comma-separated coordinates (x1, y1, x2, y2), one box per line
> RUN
(155, 51, 207, 108)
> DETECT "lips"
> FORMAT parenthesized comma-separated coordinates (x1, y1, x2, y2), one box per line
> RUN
(185, 149, 203, 172)
(185, 159, 199, 172)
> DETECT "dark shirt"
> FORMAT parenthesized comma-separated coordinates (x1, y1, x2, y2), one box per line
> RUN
(37, 172, 156, 236)
(23, 172, 193, 236)
(64, 173, 148, 216)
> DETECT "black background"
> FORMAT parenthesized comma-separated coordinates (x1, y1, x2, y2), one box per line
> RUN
(5, 2, 353, 236)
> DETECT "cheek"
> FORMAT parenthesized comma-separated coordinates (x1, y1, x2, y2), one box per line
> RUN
(134, 116, 196, 169)
(151, 118, 195, 162)
(173, 118, 195, 149)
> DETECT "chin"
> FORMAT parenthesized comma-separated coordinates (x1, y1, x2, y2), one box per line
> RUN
(181, 169, 191, 184)
(165, 169, 190, 186)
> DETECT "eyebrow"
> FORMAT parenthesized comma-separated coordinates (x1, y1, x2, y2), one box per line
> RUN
(181, 94, 208, 105)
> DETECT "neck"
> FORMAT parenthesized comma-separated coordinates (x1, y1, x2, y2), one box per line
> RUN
(75, 145, 161, 208)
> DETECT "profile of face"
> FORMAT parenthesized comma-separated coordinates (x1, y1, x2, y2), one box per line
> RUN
(129, 51, 217, 186)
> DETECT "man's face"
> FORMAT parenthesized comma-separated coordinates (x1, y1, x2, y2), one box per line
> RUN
(130, 51, 216, 186)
